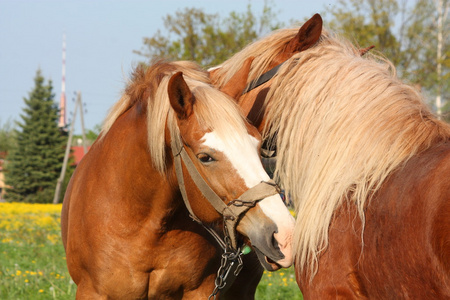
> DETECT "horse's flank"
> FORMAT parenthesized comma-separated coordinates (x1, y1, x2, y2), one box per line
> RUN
(214, 27, 450, 278)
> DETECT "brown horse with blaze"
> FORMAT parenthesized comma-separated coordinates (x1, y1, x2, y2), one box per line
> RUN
(61, 60, 294, 299)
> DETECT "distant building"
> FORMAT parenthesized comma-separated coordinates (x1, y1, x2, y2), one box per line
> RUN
(71, 146, 90, 165)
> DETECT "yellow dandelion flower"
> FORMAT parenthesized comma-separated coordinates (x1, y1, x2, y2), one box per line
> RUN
(39, 289, 44, 293)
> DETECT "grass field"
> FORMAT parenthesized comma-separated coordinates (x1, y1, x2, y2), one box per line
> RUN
(0, 202, 302, 299)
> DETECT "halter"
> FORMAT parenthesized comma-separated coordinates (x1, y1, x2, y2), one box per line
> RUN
(241, 61, 286, 94)
(170, 137, 280, 298)
(242, 61, 287, 162)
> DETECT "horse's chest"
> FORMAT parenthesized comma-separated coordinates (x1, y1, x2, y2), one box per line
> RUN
(147, 267, 214, 299)
(139, 229, 219, 299)
(146, 247, 218, 299)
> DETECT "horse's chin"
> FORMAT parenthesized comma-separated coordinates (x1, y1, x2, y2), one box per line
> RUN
(253, 246, 283, 271)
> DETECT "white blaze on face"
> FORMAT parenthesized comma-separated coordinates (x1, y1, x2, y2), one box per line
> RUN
(201, 131, 295, 223)
(201, 131, 269, 188)
(202, 131, 295, 266)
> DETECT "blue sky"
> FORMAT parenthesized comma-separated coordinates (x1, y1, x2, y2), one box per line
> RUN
(0, 0, 332, 133)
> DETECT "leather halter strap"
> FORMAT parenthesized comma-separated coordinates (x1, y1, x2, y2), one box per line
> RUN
(242, 61, 285, 94)
(171, 137, 280, 250)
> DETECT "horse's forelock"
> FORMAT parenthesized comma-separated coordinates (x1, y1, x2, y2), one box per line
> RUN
(192, 86, 249, 144)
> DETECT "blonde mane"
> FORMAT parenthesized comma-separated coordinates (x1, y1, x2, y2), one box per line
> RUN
(101, 60, 249, 174)
(212, 27, 300, 89)
(214, 27, 450, 278)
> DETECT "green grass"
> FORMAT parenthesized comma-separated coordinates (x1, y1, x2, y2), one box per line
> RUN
(256, 267, 303, 300)
(0, 203, 75, 299)
(0, 203, 302, 299)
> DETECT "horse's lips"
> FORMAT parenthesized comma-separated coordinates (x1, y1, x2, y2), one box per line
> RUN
(253, 245, 283, 271)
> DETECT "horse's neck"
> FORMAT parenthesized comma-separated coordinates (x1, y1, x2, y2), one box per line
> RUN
(92, 103, 183, 222)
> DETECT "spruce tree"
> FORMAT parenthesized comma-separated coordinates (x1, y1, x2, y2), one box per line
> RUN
(5, 70, 67, 203)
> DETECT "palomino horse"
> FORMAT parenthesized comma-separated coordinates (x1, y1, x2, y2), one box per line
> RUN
(211, 14, 450, 299)
(61, 60, 295, 299)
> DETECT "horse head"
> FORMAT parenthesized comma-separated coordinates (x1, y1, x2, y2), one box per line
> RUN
(166, 68, 294, 271)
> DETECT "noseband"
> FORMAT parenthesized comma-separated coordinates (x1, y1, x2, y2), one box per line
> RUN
(171, 137, 280, 298)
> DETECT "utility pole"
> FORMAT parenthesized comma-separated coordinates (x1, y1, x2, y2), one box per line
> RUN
(53, 91, 87, 204)
(59, 33, 67, 128)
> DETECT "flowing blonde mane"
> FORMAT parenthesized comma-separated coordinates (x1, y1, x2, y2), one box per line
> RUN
(214, 27, 450, 278)
(212, 27, 300, 89)
(101, 60, 249, 174)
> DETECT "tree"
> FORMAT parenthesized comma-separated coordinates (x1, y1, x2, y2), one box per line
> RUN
(327, 0, 401, 63)
(73, 123, 101, 146)
(0, 118, 16, 156)
(5, 70, 67, 203)
(325, 0, 449, 119)
(134, 1, 283, 67)
(433, 0, 449, 119)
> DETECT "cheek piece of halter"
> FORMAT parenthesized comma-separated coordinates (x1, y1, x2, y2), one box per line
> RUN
(241, 61, 285, 94)
(171, 137, 281, 298)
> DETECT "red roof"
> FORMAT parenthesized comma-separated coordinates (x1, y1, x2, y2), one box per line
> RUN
(71, 146, 90, 165)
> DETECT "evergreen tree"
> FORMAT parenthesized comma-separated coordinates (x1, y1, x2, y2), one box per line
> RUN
(0, 118, 16, 155)
(5, 70, 67, 203)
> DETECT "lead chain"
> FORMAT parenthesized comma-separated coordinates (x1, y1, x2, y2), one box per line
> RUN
(208, 250, 244, 300)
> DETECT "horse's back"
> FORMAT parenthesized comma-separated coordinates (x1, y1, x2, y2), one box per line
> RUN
(299, 142, 450, 299)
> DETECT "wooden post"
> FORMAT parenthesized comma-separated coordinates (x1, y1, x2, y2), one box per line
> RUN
(53, 91, 83, 204)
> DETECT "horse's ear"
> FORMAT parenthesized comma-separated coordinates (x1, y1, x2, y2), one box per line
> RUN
(287, 13, 322, 53)
(360, 45, 375, 56)
(168, 72, 195, 120)
(219, 57, 254, 100)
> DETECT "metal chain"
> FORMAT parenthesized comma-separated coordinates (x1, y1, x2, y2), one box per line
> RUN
(208, 227, 244, 300)
(208, 250, 244, 300)
(227, 199, 258, 207)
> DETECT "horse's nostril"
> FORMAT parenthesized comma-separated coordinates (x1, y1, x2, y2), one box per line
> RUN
(272, 231, 280, 250)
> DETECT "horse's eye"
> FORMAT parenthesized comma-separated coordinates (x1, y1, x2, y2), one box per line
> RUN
(197, 153, 214, 163)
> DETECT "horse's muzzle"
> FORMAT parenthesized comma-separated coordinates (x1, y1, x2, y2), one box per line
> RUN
(237, 195, 295, 270)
